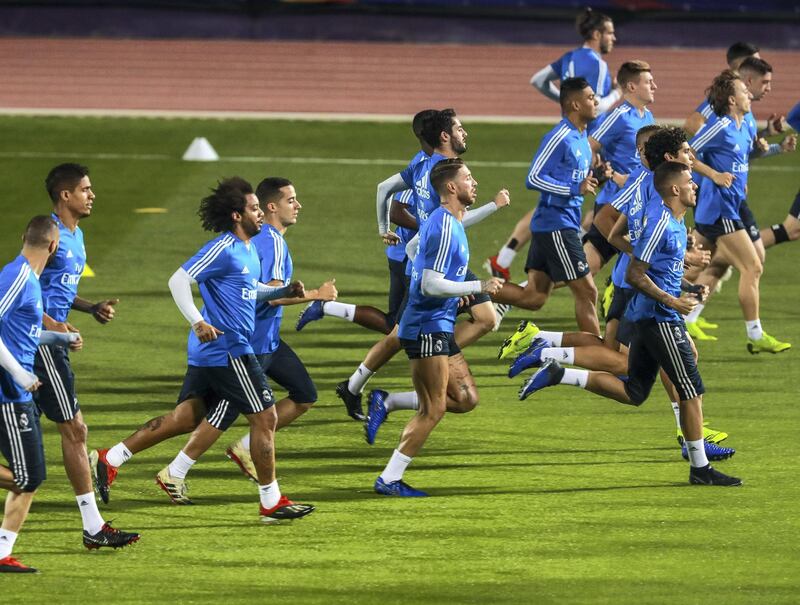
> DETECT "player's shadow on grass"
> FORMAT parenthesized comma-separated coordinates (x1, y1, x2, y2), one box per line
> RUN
(429, 482, 681, 497)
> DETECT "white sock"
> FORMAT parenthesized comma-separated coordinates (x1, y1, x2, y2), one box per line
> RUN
(380, 449, 412, 483)
(168, 450, 196, 480)
(540, 347, 574, 365)
(685, 302, 704, 323)
(685, 439, 710, 468)
(496, 246, 517, 268)
(671, 402, 682, 430)
(258, 479, 281, 510)
(745, 319, 763, 340)
(537, 330, 563, 347)
(323, 301, 356, 322)
(348, 363, 375, 395)
(0, 529, 17, 559)
(105, 442, 132, 468)
(76, 492, 105, 535)
(559, 368, 588, 388)
(384, 391, 419, 413)
(240, 433, 251, 450)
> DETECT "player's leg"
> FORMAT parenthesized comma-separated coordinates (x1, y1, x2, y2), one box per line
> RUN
(0, 401, 45, 572)
(485, 209, 534, 280)
(760, 189, 800, 248)
(374, 333, 451, 496)
(452, 278, 495, 348)
(548, 229, 599, 334)
(296, 299, 392, 334)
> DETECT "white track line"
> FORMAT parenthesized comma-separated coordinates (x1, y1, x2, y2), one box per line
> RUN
(0, 150, 793, 172)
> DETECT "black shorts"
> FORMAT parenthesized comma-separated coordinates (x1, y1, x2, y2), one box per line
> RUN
(605, 285, 634, 323)
(33, 344, 79, 423)
(394, 274, 413, 326)
(525, 229, 590, 282)
(789, 190, 800, 219)
(582, 223, 618, 265)
(624, 320, 705, 404)
(207, 341, 317, 430)
(694, 217, 744, 243)
(386, 258, 409, 327)
(177, 354, 274, 421)
(739, 201, 760, 242)
(0, 401, 46, 492)
(400, 332, 460, 360)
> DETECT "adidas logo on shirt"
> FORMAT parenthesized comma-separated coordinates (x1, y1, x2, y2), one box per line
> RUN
(241, 266, 250, 274)
(733, 144, 741, 152)
(66, 250, 74, 258)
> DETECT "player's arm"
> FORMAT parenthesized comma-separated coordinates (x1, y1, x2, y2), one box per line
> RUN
(462, 189, 510, 228)
(39, 330, 83, 351)
(257, 279, 305, 305)
(0, 334, 39, 392)
(683, 112, 706, 138)
(594, 203, 623, 242)
(167, 267, 222, 343)
(526, 138, 587, 195)
(71, 295, 119, 324)
(626, 258, 696, 315)
(390, 197, 417, 230)
(607, 212, 632, 254)
(421, 270, 501, 298)
(530, 64, 561, 102)
(42, 312, 80, 335)
(750, 134, 796, 159)
(376, 173, 411, 243)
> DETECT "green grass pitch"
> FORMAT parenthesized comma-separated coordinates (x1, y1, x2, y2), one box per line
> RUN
(0, 115, 798, 604)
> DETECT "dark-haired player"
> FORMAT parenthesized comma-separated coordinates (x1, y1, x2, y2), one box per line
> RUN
(491, 78, 600, 334)
(35, 163, 139, 549)
(373, 158, 502, 496)
(516, 162, 741, 486)
(91, 178, 313, 522)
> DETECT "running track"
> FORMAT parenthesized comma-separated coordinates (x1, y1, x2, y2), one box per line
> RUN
(1, 38, 798, 121)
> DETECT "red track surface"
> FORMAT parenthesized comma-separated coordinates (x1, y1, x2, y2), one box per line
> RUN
(1, 38, 797, 120)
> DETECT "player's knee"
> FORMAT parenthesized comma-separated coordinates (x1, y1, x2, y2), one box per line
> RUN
(419, 402, 447, 423)
(451, 387, 479, 413)
(60, 417, 88, 445)
(250, 407, 278, 432)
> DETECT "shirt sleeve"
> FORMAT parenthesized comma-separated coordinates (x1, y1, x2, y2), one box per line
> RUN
(610, 170, 644, 211)
(421, 214, 455, 274)
(549, 55, 563, 76)
(787, 101, 800, 132)
(589, 106, 623, 146)
(399, 158, 416, 188)
(0, 265, 31, 321)
(634, 210, 671, 264)
(526, 130, 573, 195)
(689, 118, 725, 153)
(260, 233, 286, 283)
(181, 237, 231, 283)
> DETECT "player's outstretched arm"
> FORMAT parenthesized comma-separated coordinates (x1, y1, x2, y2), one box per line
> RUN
(257, 280, 305, 303)
(421, 269, 502, 298)
(0, 334, 40, 392)
(530, 65, 561, 102)
(462, 189, 510, 228)
(72, 295, 119, 324)
(168, 268, 223, 342)
(626, 258, 696, 315)
(376, 173, 411, 238)
(39, 330, 83, 351)
(683, 112, 706, 138)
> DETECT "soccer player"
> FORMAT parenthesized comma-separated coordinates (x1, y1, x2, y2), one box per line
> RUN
(35, 164, 139, 549)
(761, 100, 800, 247)
(689, 70, 796, 353)
(92, 178, 313, 522)
(295, 111, 438, 336)
(335, 109, 507, 421)
(154, 177, 336, 496)
(490, 78, 601, 334)
(487, 7, 621, 283)
(1, 217, 62, 573)
(373, 158, 503, 496)
(516, 162, 741, 486)
(583, 60, 657, 275)
(684, 42, 769, 137)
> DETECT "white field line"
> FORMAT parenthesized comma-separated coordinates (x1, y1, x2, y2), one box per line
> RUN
(0, 150, 795, 172)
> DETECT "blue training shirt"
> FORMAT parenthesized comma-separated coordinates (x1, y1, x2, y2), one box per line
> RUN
(550, 47, 612, 100)
(788, 101, 800, 132)
(691, 112, 756, 224)
(590, 101, 655, 205)
(182, 232, 262, 366)
(626, 203, 687, 323)
(39, 213, 86, 322)
(0, 256, 43, 403)
(609, 165, 657, 289)
(399, 206, 470, 339)
(250, 224, 293, 356)
(527, 118, 592, 232)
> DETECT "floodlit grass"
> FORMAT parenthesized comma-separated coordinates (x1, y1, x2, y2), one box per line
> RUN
(1, 116, 798, 604)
